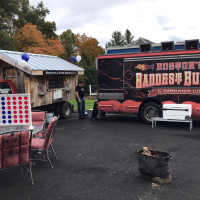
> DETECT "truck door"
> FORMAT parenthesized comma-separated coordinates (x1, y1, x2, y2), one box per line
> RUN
(98, 58, 124, 100)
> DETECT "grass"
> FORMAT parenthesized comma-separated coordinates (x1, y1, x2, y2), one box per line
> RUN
(68, 99, 96, 111)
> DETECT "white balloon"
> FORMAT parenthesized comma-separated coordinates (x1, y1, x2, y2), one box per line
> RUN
(76, 55, 81, 62)
(18, 60, 28, 68)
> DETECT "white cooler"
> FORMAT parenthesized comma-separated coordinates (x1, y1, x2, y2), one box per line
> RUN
(163, 104, 192, 120)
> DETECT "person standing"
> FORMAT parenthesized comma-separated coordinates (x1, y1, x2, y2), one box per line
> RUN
(75, 81, 85, 119)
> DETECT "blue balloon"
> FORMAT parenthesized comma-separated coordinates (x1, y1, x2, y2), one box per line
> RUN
(21, 53, 29, 62)
(71, 56, 76, 62)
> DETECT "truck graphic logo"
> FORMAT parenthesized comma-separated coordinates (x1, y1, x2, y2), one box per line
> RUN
(135, 64, 154, 71)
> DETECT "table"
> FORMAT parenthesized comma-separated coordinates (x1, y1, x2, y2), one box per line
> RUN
(152, 117, 193, 131)
(0, 124, 43, 135)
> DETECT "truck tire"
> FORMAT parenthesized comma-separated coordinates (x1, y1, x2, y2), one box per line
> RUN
(59, 101, 72, 119)
(140, 102, 162, 124)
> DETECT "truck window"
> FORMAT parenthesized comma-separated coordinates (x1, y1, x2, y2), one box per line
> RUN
(49, 79, 64, 89)
(0, 82, 12, 94)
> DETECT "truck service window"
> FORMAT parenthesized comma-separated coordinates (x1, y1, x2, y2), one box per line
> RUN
(49, 79, 64, 89)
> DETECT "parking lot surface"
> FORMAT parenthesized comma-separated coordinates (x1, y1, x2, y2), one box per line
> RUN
(0, 113, 200, 200)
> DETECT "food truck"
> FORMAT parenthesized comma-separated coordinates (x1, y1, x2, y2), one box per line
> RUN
(95, 40, 200, 123)
(0, 50, 84, 119)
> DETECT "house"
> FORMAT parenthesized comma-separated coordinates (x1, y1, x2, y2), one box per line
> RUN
(106, 37, 187, 55)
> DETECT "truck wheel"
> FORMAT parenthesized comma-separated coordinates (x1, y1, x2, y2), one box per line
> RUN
(59, 101, 72, 119)
(140, 102, 162, 124)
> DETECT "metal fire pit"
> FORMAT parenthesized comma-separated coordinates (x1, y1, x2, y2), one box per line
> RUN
(136, 149, 173, 184)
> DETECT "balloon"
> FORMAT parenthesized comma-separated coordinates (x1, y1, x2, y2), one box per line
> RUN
(76, 55, 81, 62)
(21, 53, 29, 62)
(18, 60, 28, 68)
(71, 56, 76, 62)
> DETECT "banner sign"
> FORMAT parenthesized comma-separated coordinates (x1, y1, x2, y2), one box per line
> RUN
(124, 58, 200, 89)
(44, 71, 77, 76)
(148, 88, 200, 97)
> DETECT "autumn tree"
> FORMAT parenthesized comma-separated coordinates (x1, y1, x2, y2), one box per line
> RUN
(0, 0, 57, 51)
(13, 23, 64, 56)
(76, 33, 105, 67)
(13, 23, 45, 52)
(75, 33, 105, 95)
(28, 38, 64, 56)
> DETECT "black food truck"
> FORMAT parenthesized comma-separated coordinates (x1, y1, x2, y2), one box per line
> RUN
(93, 40, 200, 123)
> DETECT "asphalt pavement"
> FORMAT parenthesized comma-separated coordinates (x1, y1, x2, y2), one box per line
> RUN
(0, 113, 199, 200)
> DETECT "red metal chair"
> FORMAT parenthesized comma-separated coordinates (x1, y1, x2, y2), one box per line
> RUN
(0, 130, 34, 185)
(31, 116, 59, 168)
(32, 111, 46, 128)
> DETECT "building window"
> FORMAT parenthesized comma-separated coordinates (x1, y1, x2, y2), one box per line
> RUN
(49, 79, 64, 89)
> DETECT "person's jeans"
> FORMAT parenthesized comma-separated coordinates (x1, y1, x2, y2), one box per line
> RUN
(77, 98, 85, 119)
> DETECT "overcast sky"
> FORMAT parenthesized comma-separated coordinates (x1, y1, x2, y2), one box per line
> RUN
(30, 0, 200, 48)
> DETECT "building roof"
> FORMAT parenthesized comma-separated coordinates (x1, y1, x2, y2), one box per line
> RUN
(106, 37, 154, 53)
(0, 50, 84, 75)
(128, 37, 154, 46)
(105, 37, 189, 55)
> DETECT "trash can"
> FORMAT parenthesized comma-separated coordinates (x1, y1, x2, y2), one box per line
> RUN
(46, 112, 54, 123)
(136, 149, 173, 178)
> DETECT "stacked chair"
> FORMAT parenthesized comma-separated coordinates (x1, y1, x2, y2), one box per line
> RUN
(0, 114, 59, 185)
(31, 111, 46, 129)
(31, 116, 59, 168)
(0, 130, 34, 185)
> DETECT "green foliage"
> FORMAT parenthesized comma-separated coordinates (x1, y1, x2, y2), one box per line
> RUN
(0, 0, 20, 32)
(0, 31, 14, 50)
(14, 1, 56, 37)
(0, 0, 56, 38)
(39, 21, 57, 39)
(60, 29, 76, 61)
(68, 99, 96, 111)
(106, 31, 125, 48)
(79, 65, 97, 95)
(124, 29, 134, 44)
(106, 29, 134, 48)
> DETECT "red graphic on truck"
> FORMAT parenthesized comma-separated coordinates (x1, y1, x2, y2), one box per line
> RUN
(96, 49, 200, 123)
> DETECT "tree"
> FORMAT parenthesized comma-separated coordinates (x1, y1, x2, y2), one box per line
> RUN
(0, 31, 14, 50)
(75, 33, 105, 95)
(13, 23, 64, 56)
(79, 65, 98, 95)
(124, 29, 134, 45)
(14, 1, 57, 38)
(39, 21, 57, 39)
(0, 0, 57, 51)
(76, 33, 105, 67)
(106, 29, 135, 48)
(60, 29, 76, 61)
(0, 0, 21, 32)
(28, 38, 64, 56)
(106, 31, 125, 48)
(13, 23, 46, 52)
